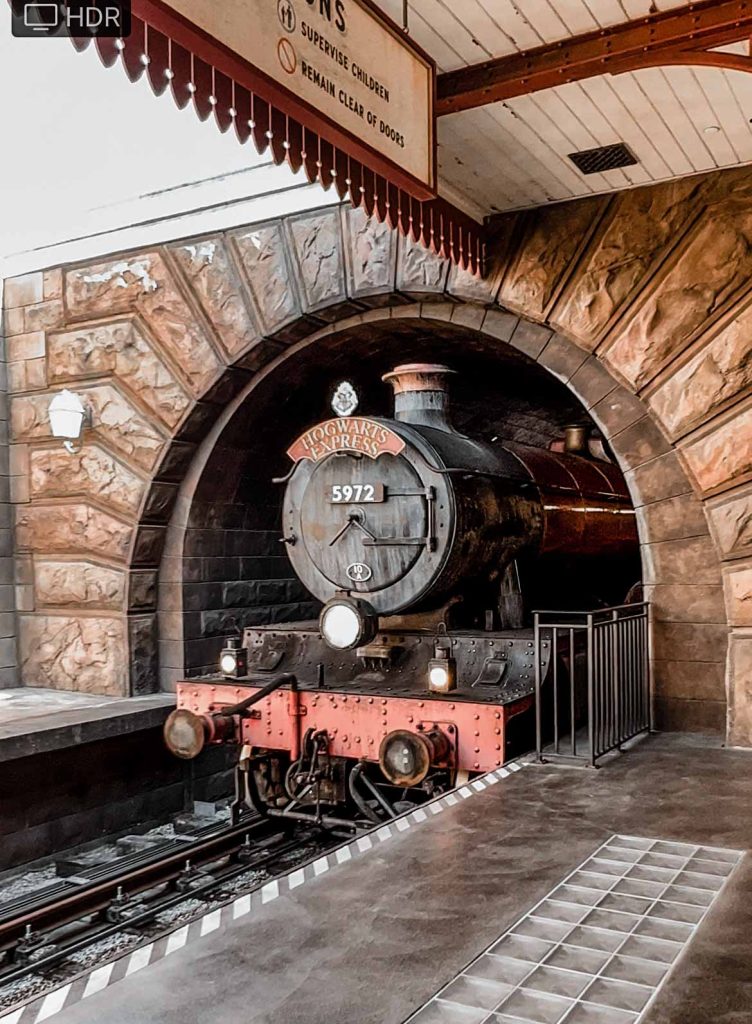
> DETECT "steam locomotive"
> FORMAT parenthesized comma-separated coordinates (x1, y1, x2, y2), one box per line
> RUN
(164, 364, 638, 822)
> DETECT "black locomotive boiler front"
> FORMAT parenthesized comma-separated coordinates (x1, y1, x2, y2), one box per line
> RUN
(284, 363, 637, 633)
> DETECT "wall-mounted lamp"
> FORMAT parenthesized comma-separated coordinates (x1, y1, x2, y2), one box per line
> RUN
(48, 389, 91, 454)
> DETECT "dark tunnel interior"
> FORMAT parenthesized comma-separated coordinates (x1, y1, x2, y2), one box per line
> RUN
(178, 319, 642, 675)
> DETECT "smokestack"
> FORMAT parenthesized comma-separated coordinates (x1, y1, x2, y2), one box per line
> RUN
(382, 364, 456, 431)
(564, 424, 590, 456)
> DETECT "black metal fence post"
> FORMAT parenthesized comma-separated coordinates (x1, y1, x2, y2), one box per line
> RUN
(533, 602, 650, 767)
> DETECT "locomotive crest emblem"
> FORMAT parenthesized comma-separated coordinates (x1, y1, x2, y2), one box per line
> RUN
(346, 562, 373, 583)
(331, 380, 358, 417)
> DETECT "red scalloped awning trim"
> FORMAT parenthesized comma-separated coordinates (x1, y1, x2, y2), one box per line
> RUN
(62, 9, 485, 275)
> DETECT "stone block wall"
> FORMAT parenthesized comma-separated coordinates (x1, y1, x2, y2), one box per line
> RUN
(0, 281, 16, 686)
(2, 169, 751, 744)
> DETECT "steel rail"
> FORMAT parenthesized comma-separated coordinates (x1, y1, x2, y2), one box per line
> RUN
(0, 825, 330, 992)
(0, 815, 278, 952)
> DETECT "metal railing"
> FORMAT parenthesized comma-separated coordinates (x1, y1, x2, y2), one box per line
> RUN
(534, 602, 650, 767)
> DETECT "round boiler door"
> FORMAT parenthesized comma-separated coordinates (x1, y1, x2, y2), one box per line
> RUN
(299, 453, 427, 593)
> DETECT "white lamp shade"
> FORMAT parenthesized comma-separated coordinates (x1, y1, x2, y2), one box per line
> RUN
(48, 389, 86, 440)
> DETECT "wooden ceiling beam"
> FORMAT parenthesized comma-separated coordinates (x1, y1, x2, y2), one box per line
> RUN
(437, 0, 752, 116)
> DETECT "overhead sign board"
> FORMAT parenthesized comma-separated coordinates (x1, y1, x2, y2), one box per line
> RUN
(156, 0, 436, 195)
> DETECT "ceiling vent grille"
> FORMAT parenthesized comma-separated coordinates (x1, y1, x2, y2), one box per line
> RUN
(568, 142, 638, 175)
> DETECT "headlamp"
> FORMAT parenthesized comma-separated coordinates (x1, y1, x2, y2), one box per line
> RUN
(319, 596, 378, 651)
(219, 637, 247, 678)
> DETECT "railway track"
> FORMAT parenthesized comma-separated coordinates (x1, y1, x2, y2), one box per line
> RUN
(0, 810, 360, 1010)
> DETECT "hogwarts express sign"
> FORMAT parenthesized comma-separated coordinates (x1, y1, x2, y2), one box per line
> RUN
(288, 419, 406, 462)
(153, 0, 436, 195)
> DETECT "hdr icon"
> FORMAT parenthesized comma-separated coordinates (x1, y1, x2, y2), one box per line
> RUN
(11, 1, 132, 38)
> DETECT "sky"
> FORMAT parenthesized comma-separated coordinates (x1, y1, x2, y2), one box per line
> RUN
(0, 26, 274, 258)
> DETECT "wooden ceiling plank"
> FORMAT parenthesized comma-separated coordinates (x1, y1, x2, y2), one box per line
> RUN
(512, 0, 570, 44)
(695, 67, 752, 162)
(436, 0, 752, 116)
(722, 68, 752, 155)
(554, 80, 650, 184)
(653, 0, 693, 10)
(579, 75, 673, 180)
(489, 94, 599, 195)
(520, 89, 620, 192)
(437, 155, 525, 214)
(580, 0, 630, 29)
(477, 104, 581, 200)
(609, 72, 695, 176)
(440, 0, 520, 60)
(667, 67, 738, 165)
(548, 0, 600, 36)
(437, 116, 535, 210)
(446, 107, 563, 205)
(634, 67, 717, 171)
(404, 5, 468, 74)
(420, 0, 496, 67)
(477, 0, 546, 51)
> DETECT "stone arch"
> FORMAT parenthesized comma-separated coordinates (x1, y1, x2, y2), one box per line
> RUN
(6, 169, 749, 742)
(151, 300, 722, 739)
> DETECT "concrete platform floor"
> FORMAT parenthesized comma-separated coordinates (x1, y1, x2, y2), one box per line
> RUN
(48, 733, 752, 1024)
(0, 688, 175, 761)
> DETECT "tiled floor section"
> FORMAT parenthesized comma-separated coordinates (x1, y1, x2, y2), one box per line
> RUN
(406, 835, 742, 1024)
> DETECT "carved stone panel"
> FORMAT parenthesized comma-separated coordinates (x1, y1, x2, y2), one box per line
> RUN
(603, 209, 752, 388)
(499, 197, 605, 321)
(648, 303, 752, 440)
(64, 253, 222, 395)
(706, 485, 752, 559)
(681, 403, 752, 495)
(47, 320, 191, 431)
(169, 238, 261, 360)
(723, 562, 752, 627)
(553, 178, 708, 346)
(19, 614, 127, 695)
(231, 221, 300, 335)
(30, 445, 146, 517)
(35, 561, 125, 610)
(342, 208, 397, 299)
(15, 504, 133, 562)
(286, 209, 346, 312)
(447, 262, 498, 305)
(396, 234, 449, 295)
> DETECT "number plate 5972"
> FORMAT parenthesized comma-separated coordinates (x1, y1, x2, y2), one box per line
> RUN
(329, 483, 385, 503)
